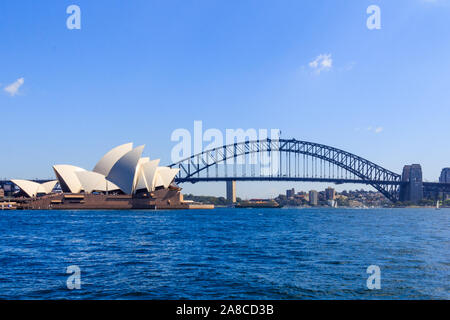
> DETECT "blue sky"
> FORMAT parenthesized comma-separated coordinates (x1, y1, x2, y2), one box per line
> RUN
(1, 0, 449, 198)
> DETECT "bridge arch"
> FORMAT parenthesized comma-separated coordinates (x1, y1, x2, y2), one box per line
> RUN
(169, 139, 402, 202)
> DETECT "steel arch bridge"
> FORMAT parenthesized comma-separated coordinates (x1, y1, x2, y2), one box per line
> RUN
(169, 139, 403, 202)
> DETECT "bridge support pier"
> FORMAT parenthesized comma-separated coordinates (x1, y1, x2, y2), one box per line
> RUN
(226, 180, 236, 204)
(399, 164, 423, 203)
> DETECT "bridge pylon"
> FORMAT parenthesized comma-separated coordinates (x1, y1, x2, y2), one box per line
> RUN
(226, 180, 236, 204)
(399, 164, 423, 203)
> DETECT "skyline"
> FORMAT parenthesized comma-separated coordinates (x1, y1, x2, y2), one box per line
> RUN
(1, 0, 449, 198)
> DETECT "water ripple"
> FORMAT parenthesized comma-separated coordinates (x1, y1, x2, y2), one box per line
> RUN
(0, 208, 448, 299)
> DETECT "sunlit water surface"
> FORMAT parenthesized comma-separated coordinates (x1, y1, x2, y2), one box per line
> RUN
(0, 208, 448, 299)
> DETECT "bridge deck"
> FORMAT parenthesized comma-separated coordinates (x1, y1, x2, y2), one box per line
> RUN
(175, 177, 404, 185)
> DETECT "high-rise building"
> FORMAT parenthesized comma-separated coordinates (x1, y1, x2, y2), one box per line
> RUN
(325, 187, 335, 200)
(0, 188, 4, 198)
(286, 188, 295, 199)
(309, 190, 318, 206)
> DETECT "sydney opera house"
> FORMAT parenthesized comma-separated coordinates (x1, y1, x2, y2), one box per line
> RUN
(10, 143, 211, 210)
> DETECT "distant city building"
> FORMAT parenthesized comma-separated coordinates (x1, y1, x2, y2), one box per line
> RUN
(325, 187, 336, 200)
(295, 192, 307, 200)
(0, 188, 4, 198)
(440, 168, 450, 183)
(275, 189, 391, 208)
(309, 190, 318, 206)
(286, 188, 295, 199)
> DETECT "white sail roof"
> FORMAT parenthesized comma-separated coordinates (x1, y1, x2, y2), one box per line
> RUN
(135, 173, 148, 191)
(106, 145, 144, 195)
(154, 167, 180, 189)
(11, 179, 57, 198)
(53, 165, 86, 193)
(41, 180, 58, 193)
(133, 157, 149, 192)
(141, 159, 160, 191)
(11, 180, 43, 198)
(75, 171, 120, 193)
(93, 142, 133, 176)
(154, 173, 165, 188)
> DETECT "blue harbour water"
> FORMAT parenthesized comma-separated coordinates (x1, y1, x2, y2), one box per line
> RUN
(0, 208, 448, 300)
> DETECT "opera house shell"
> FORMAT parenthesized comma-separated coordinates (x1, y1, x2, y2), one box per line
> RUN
(48, 143, 180, 196)
(11, 180, 58, 198)
(10, 143, 210, 210)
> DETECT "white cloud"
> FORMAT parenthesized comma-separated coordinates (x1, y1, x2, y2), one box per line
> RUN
(309, 54, 333, 74)
(4, 77, 25, 96)
(365, 126, 384, 134)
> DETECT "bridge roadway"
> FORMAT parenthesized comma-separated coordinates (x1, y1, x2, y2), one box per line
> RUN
(423, 182, 450, 193)
(175, 177, 403, 185)
(175, 177, 450, 189)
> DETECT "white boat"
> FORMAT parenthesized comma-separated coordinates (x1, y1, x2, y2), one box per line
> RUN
(436, 200, 440, 210)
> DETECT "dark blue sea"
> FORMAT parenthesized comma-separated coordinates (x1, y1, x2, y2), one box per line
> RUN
(0, 208, 448, 300)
